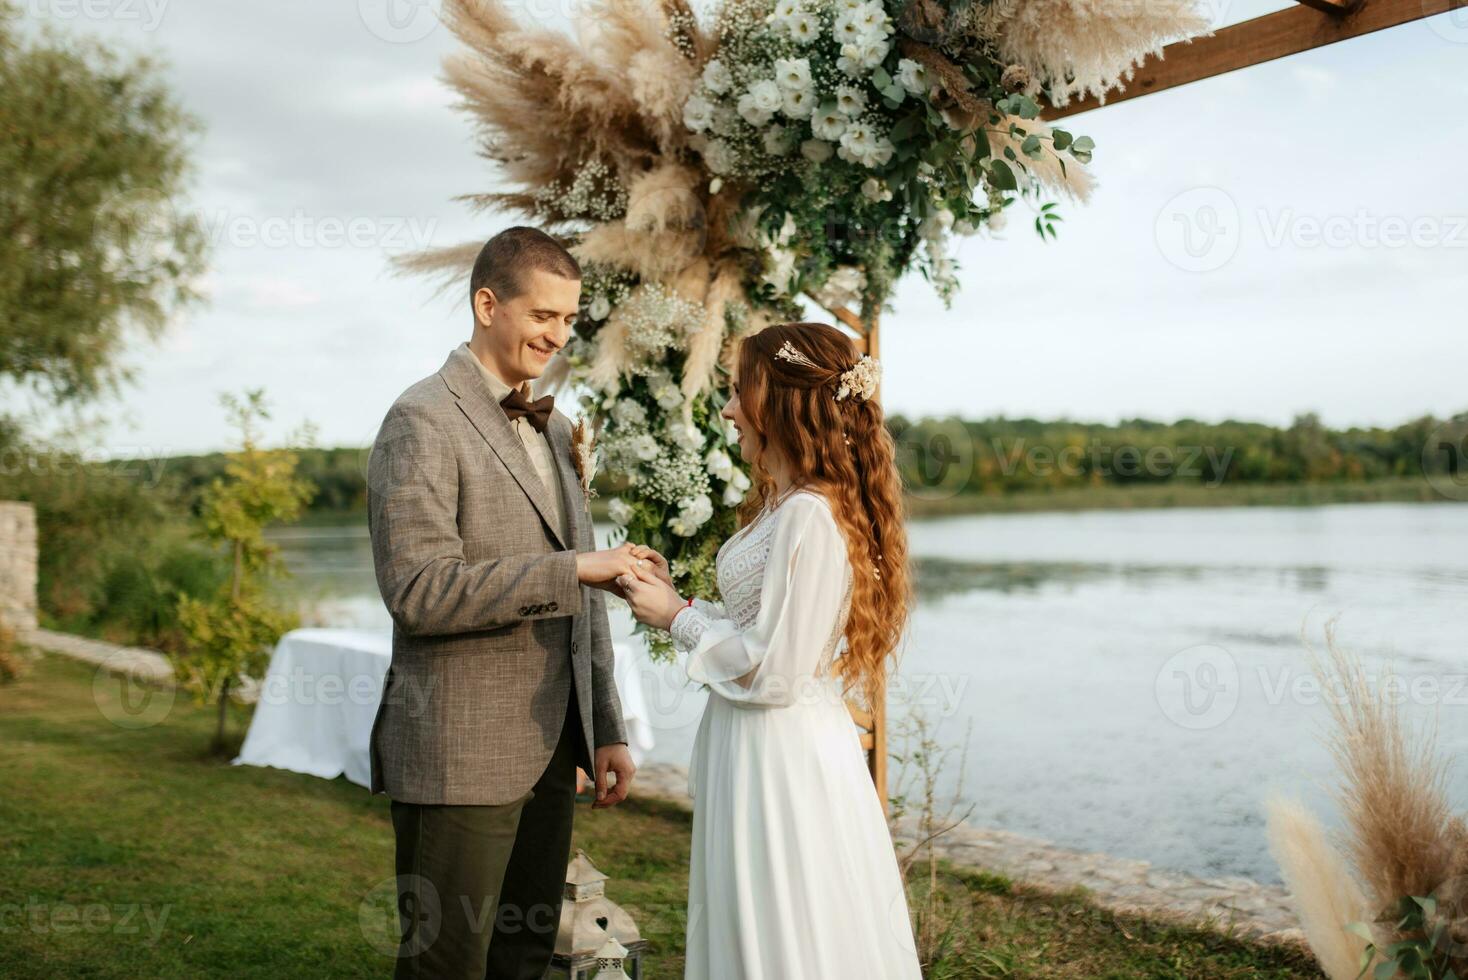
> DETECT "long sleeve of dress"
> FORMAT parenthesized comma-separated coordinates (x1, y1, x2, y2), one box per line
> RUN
(669, 492, 850, 707)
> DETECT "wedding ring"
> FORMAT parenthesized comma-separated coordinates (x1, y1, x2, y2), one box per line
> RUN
(637, 559, 647, 567)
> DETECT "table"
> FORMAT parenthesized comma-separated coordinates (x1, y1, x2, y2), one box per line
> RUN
(234, 627, 657, 787)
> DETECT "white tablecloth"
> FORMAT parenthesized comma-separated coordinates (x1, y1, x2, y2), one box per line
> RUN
(235, 627, 657, 787)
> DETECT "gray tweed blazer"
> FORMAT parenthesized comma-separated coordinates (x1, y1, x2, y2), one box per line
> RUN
(365, 344, 627, 805)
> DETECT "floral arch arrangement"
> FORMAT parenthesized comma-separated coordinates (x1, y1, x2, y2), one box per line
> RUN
(401, 0, 1209, 657)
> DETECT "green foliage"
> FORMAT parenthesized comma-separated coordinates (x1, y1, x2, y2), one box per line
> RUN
(888, 410, 1468, 498)
(170, 391, 316, 751)
(0, 430, 225, 649)
(1348, 895, 1466, 979)
(0, 0, 208, 408)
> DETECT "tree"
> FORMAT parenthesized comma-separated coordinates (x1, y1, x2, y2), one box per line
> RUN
(173, 391, 316, 754)
(0, 1, 207, 410)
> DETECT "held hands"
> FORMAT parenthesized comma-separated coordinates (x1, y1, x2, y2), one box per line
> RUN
(575, 543, 641, 598)
(617, 559, 688, 631)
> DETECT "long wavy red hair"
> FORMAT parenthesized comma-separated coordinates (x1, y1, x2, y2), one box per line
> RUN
(733, 321, 911, 709)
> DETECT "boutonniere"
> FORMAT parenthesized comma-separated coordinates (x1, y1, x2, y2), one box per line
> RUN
(570, 418, 599, 498)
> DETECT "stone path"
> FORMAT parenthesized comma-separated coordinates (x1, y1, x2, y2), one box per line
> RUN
(633, 762, 1305, 947)
(21, 627, 173, 682)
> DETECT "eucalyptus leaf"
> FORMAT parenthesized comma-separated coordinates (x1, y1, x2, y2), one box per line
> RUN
(1052, 129, 1073, 151)
(988, 158, 1017, 191)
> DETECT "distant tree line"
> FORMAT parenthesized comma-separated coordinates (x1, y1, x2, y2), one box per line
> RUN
(134, 410, 1468, 516)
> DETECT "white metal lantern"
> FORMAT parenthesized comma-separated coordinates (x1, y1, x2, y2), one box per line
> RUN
(544, 850, 648, 979)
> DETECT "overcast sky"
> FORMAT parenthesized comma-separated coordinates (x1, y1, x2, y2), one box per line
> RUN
(25, 0, 1468, 456)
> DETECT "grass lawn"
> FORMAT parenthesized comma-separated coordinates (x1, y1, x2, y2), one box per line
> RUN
(1, 651, 1325, 979)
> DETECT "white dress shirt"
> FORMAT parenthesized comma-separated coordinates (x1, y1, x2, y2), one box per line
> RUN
(463, 343, 568, 544)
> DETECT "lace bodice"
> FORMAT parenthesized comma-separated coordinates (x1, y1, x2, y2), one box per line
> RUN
(670, 490, 854, 705)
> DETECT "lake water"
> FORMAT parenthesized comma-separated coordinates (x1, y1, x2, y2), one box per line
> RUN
(269, 502, 1468, 885)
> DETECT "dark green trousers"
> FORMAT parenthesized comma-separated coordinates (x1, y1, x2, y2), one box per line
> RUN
(390, 687, 588, 980)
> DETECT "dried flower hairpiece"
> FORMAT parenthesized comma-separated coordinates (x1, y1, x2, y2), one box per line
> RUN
(774, 340, 882, 403)
(774, 340, 819, 370)
(835, 355, 881, 402)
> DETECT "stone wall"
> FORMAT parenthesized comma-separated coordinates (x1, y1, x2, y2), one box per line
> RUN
(0, 501, 37, 632)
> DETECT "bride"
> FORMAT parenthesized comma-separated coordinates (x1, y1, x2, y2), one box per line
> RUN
(618, 321, 924, 979)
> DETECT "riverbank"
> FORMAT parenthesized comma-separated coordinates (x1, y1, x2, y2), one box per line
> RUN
(1, 648, 1325, 978)
(287, 476, 1450, 529)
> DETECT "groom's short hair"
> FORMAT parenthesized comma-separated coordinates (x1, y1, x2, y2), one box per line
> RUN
(469, 226, 581, 305)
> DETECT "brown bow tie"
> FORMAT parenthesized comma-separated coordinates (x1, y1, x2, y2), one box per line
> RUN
(500, 386, 555, 434)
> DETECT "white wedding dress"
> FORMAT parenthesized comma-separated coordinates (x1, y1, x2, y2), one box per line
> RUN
(669, 489, 924, 979)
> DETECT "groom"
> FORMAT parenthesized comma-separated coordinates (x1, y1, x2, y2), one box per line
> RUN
(366, 226, 639, 979)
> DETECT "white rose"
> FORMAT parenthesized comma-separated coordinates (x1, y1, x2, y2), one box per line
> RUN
(770, 0, 802, 23)
(837, 38, 889, 76)
(835, 85, 867, 116)
(731, 469, 751, 491)
(832, 10, 866, 44)
(800, 138, 833, 163)
(667, 419, 705, 452)
(722, 482, 746, 506)
(607, 497, 634, 526)
(896, 58, 931, 97)
(781, 87, 816, 119)
(737, 91, 775, 127)
(762, 247, 798, 296)
(720, 416, 740, 444)
(853, 1, 891, 37)
(651, 378, 683, 410)
(702, 59, 733, 95)
(588, 295, 612, 320)
(788, 11, 818, 43)
(683, 94, 715, 133)
(861, 177, 891, 202)
(919, 208, 955, 242)
(811, 106, 847, 141)
(774, 57, 812, 92)
(705, 447, 734, 481)
(611, 398, 647, 428)
(710, 105, 740, 136)
(630, 434, 660, 462)
(763, 125, 795, 156)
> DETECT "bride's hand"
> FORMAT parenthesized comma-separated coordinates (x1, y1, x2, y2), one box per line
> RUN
(626, 544, 673, 588)
(617, 562, 686, 631)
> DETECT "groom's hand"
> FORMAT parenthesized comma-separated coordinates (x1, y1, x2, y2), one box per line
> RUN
(591, 742, 635, 808)
(576, 544, 639, 598)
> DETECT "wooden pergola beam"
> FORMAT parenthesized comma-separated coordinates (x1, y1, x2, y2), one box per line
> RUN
(1042, 0, 1466, 119)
